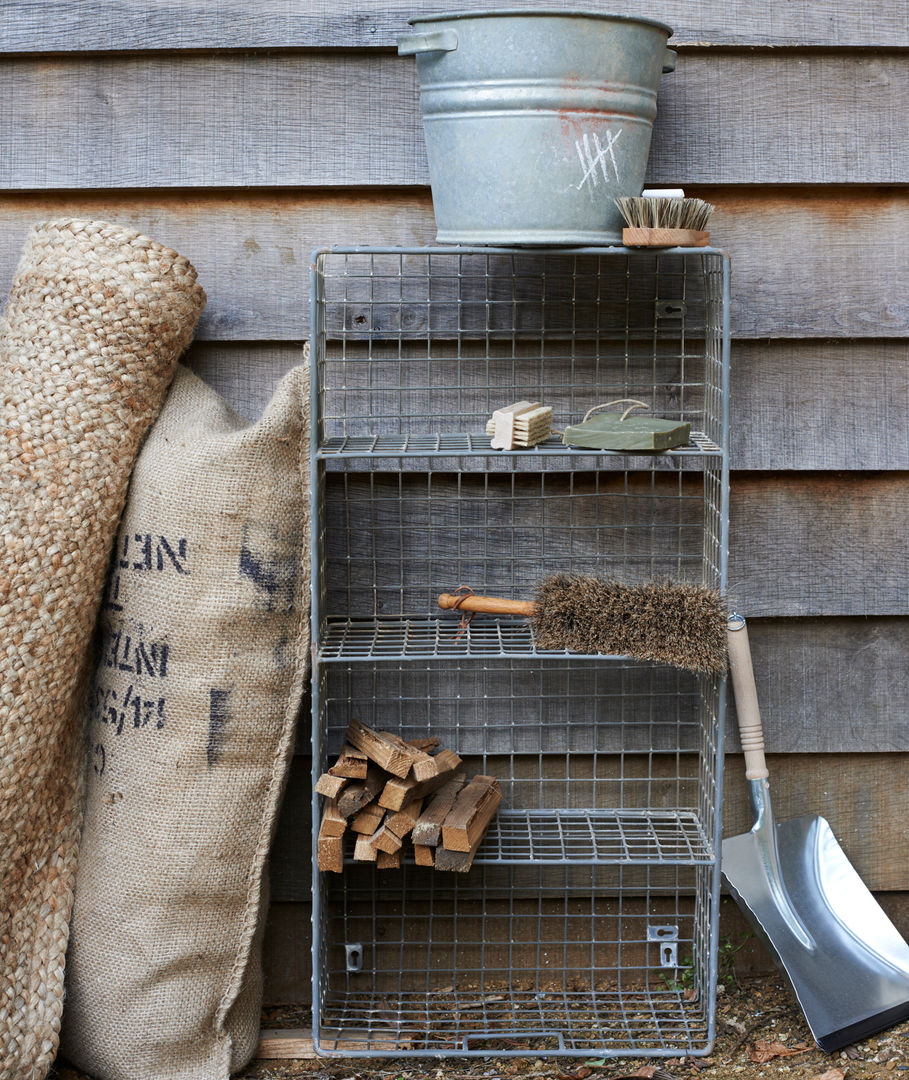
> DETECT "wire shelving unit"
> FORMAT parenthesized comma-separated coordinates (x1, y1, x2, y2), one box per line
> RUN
(310, 246, 730, 1058)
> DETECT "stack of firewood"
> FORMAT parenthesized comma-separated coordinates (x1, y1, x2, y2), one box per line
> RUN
(316, 718, 501, 873)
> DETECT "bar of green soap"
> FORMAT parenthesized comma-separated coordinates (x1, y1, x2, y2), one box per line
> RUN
(561, 414, 691, 451)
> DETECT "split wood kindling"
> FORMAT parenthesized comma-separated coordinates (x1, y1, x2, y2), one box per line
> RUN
(315, 720, 500, 873)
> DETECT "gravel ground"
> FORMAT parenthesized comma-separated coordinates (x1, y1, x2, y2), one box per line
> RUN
(55, 972, 909, 1080)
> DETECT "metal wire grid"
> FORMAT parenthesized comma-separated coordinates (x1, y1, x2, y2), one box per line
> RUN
(317, 659, 722, 864)
(319, 431, 722, 458)
(313, 862, 717, 1057)
(309, 246, 729, 1057)
(311, 659, 724, 1055)
(314, 464, 725, 661)
(310, 247, 728, 460)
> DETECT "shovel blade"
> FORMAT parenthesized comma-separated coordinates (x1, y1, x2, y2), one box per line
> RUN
(722, 814, 909, 1050)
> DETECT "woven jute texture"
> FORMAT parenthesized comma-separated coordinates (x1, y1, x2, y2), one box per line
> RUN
(60, 359, 310, 1080)
(0, 220, 205, 1080)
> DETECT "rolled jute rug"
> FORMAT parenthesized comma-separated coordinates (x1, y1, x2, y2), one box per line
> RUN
(0, 219, 205, 1080)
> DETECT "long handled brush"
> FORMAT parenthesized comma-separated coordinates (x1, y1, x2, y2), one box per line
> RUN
(438, 575, 727, 675)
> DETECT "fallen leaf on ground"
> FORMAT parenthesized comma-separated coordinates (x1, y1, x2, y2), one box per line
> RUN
(685, 1057, 714, 1071)
(748, 1040, 811, 1064)
(591, 1070, 671, 1080)
(556, 1069, 593, 1079)
(807, 1070, 845, 1080)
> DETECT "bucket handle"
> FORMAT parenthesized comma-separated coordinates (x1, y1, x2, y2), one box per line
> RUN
(663, 48, 677, 73)
(397, 29, 459, 55)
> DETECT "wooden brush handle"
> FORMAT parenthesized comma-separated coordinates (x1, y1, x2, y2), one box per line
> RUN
(437, 593, 538, 617)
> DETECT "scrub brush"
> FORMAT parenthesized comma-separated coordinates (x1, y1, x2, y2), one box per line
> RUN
(438, 576, 728, 675)
(616, 188, 715, 248)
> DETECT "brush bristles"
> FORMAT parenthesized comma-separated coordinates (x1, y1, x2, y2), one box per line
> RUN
(531, 575, 728, 675)
(615, 196, 715, 232)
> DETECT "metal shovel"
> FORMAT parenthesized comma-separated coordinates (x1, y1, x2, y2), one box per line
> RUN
(722, 613, 909, 1050)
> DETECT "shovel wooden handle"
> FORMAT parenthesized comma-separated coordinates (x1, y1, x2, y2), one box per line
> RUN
(727, 617, 769, 781)
(437, 593, 538, 617)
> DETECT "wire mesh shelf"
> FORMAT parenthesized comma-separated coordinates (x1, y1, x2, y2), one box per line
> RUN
(314, 862, 718, 1057)
(474, 809, 714, 864)
(319, 615, 637, 661)
(318, 615, 726, 664)
(317, 431, 722, 459)
(330, 808, 715, 865)
(313, 466, 726, 653)
(316, 658, 723, 858)
(310, 246, 729, 1058)
(317, 987, 712, 1056)
(311, 246, 729, 461)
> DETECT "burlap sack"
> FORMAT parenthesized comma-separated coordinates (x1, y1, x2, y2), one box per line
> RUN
(60, 357, 310, 1080)
(0, 220, 205, 1080)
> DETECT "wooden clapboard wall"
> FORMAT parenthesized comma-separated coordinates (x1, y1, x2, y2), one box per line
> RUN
(2, 1, 907, 996)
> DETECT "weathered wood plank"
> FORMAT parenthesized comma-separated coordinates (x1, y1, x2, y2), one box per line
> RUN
(3, 1, 907, 51)
(271, 752, 909, 898)
(411, 775, 468, 846)
(255, 1029, 316, 1061)
(184, 344, 305, 417)
(729, 340, 909, 471)
(729, 473, 909, 616)
(728, 617, 909, 753)
(262, 892, 909, 1001)
(319, 468, 908, 616)
(303, 619, 909, 757)
(0, 190, 907, 341)
(336, 764, 384, 819)
(262, 902, 313, 1003)
(717, 190, 909, 338)
(183, 338, 909, 470)
(0, 53, 906, 188)
(650, 54, 909, 185)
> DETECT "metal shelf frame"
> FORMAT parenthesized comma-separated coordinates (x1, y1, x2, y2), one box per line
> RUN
(330, 807, 716, 866)
(310, 245, 730, 1059)
(317, 430, 722, 459)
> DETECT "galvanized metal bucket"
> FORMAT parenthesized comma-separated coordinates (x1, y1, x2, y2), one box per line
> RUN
(398, 9, 676, 245)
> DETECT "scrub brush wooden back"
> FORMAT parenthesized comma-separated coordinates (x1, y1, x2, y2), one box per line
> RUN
(616, 194, 715, 248)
